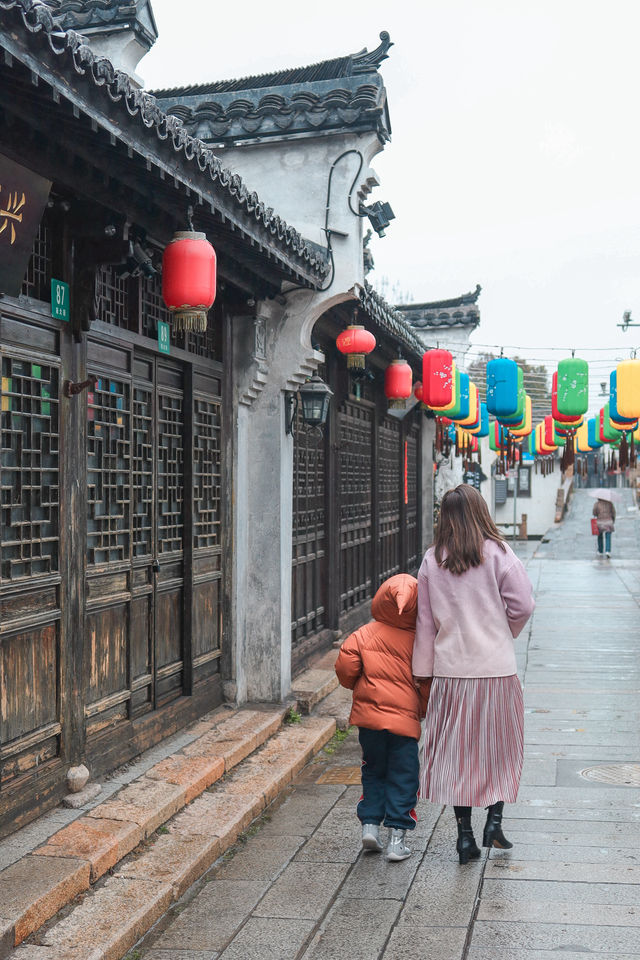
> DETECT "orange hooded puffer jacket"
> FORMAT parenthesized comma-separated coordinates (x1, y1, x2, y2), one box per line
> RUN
(335, 574, 431, 740)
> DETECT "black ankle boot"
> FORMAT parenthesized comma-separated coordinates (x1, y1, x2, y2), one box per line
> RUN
(456, 815, 481, 864)
(483, 801, 513, 849)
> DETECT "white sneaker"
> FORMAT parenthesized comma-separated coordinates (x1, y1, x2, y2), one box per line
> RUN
(386, 828, 411, 861)
(606, 552, 611, 558)
(361, 823, 384, 852)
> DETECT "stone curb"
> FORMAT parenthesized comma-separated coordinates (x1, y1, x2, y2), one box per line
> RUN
(7, 716, 336, 960)
(0, 705, 289, 956)
(292, 664, 339, 714)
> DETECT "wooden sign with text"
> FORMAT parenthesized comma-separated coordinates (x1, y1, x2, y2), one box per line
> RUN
(0, 153, 52, 298)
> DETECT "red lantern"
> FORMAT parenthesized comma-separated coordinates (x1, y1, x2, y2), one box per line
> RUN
(422, 349, 453, 407)
(336, 325, 376, 369)
(384, 359, 412, 409)
(162, 231, 217, 333)
(413, 381, 424, 403)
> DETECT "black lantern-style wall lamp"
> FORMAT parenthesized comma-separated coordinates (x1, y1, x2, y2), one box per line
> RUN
(285, 374, 334, 435)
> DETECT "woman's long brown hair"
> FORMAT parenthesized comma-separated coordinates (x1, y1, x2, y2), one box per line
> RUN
(435, 484, 506, 574)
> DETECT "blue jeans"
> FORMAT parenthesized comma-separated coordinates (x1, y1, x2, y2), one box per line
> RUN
(597, 531, 611, 554)
(357, 728, 419, 830)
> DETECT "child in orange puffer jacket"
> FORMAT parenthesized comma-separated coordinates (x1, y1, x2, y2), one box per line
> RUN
(335, 573, 431, 862)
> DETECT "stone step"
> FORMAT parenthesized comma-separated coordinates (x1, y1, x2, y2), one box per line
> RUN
(0, 703, 321, 957)
(5, 716, 335, 960)
(291, 650, 340, 714)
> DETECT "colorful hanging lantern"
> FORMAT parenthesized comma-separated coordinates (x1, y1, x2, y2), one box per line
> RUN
(472, 402, 490, 438)
(447, 372, 470, 421)
(336, 325, 376, 369)
(498, 368, 525, 425)
(413, 381, 424, 403)
(489, 421, 508, 452)
(536, 422, 556, 455)
(430, 365, 459, 413)
(486, 358, 520, 418)
(162, 230, 217, 333)
(556, 357, 589, 417)
(455, 382, 479, 427)
(384, 359, 412, 409)
(543, 415, 556, 448)
(575, 422, 591, 453)
(599, 405, 621, 443)
(551, 372, 582, 425)
(509, 395, 532, 437)
(616, 359, 640, 419)
(609, 370, 637, 425)
(422, 349, 454, 407)
(587, 417, 603, 449)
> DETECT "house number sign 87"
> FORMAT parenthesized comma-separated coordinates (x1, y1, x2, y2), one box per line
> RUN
(51, 278, 69, 322)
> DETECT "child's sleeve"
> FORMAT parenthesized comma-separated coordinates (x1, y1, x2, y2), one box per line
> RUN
(412, 571, 436, 678)
(334, 630, 363, 690)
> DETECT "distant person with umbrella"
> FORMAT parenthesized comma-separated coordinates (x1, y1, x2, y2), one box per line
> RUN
(590, 489, 617, 558)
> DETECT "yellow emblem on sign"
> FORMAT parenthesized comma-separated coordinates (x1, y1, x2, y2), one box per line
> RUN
(0, 186, 26, 244)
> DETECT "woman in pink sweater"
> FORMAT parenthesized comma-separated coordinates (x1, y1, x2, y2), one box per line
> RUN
(413, 484, 534, 864)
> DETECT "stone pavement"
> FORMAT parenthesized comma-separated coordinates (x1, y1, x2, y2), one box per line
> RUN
(107, 487, 639, 960)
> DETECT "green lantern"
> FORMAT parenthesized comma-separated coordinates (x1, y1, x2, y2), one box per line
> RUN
(557, 357, 589, 417)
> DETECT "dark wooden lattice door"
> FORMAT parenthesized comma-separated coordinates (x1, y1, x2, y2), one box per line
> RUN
(85, 341, 189, 738)
(339, 399, 373, 613)
(1, 332, 63, 789)
(378, 416, 402, 584)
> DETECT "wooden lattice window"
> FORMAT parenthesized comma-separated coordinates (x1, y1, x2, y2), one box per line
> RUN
(87, 377, 131, 565)
(157, 391, 183, 554)
(97, 267, 131, 329)
(193, 396, 221, 550)
(21, 218, 53, 302)
(132, 386, 153, 558)
(1, 358, 59, 580)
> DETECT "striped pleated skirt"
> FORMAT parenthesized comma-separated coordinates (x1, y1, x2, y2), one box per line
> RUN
(419, 675, 524, 807)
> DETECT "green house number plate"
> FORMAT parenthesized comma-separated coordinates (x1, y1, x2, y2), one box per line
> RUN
(51, 279, 69, 322)
(158, 320, 171, 354)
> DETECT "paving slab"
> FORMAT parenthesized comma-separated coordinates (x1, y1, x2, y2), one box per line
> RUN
(152, 880, 270, 952)
(216, 834, 305, 881)
(485, 858, 640, 883)
(115, 831, 222, 900)
(481, 877, 640, 905)
(470, 920, 640, 953)
(253, 861, 350, 920)
(477, 897, 640, 925)
(219, 917, 315, 959)
(301, 897, 402, 959)
(381, 924, 467, 959)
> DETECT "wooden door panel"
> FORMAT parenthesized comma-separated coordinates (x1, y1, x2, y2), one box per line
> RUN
(1, 341, 63, 787)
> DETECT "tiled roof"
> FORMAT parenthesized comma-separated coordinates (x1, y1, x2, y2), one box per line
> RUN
(0, 0, 329, 280)
(399, 285, 481, 330)
(151, 32, 393, 97)
(43, 0, 157, 46)
(152, 33, 392, 145)
(359, 281, 425, 360)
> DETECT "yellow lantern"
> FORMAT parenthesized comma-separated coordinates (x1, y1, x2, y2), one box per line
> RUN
(509, 395, 532, 437)
(616, 359, 640, 419)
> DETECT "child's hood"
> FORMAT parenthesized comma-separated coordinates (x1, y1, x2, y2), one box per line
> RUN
(371, 573, 418, 630)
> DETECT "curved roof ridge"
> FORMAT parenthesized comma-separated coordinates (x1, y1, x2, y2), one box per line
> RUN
(149, 31, 392, 99)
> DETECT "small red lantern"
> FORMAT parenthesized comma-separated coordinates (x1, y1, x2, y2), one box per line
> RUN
(413, 381, 424, 403)
(336, 325, 376, 369)
(162, 231, 217, 333)
(422, 349, 454, 407)
(384, 359, 412, 409)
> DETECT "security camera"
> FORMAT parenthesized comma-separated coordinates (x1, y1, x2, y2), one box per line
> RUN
(360, 200, 395, 238)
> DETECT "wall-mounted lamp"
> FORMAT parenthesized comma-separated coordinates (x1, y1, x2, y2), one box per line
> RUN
(360, 200, 395, 238)
(285, 374, 334, 435)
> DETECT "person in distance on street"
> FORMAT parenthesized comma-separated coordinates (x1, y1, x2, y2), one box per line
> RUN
(592, 495, 616, 558)
(413, 485, 535, 864)
(335, 574, 431, 862)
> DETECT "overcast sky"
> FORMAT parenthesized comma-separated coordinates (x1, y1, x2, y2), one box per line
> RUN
(143, 0, 640, 401)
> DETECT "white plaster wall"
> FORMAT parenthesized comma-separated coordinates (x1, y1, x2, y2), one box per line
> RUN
(494, 463, 561, 537)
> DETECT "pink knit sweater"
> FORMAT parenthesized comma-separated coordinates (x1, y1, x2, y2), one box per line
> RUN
(412, 539, 535, 679)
